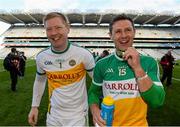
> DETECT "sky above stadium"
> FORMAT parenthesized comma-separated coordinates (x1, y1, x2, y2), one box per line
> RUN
(0, 0, 180, 35)
(0, 0, 180, 13)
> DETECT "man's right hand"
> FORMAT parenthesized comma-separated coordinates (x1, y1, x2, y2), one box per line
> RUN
(90, 104, 106, 127)
(28, 107, 39, 126)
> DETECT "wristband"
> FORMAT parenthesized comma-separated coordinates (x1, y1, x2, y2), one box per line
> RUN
(136, 74, 148, 81)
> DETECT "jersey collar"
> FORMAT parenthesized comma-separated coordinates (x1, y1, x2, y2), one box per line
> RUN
(114, 52, 124, 61)
(51, 41, 70, 54)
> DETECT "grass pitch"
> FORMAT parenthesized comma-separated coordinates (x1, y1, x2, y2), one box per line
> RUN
(0, 59, 180, 126)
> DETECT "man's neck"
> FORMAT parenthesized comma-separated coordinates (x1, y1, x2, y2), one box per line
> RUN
(52, 41, 69, 52)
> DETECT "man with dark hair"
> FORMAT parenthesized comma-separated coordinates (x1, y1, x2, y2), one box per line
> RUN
(160, 50, 175, 87)
(88, 14, 165, 126)
(3, 48, 20, 91)
(95, 50, 110, 62)
(19, 51, 27, 77)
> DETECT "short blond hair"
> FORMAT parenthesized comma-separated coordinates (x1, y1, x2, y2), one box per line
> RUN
(43, 12, 68, 26)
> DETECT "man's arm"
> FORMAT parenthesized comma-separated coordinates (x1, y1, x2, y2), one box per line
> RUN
(28, 73, 47, 126)
(123, 47, 165, 108)
(88, 83, 106, 126)
(134, 66, 165, 108)
(28, 107, 39, 126)
(88, 59, 107, 126)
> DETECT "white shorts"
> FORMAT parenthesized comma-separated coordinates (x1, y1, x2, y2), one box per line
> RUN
(46, 112, 89, 126)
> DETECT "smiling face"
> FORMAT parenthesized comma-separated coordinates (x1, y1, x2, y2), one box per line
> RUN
(45, 16, 70, 51)
(109, 19, 135, 51)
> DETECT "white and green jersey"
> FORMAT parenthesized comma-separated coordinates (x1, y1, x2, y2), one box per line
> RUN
(88, 52, 165, 126)
(32, 42, 95, 120)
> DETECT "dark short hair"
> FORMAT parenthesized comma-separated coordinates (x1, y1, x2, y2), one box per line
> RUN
(109, 14, 135, 34)
(43, 12, 68, 26)
(11, 47, 16, 53)
(103, 50, 109, 56)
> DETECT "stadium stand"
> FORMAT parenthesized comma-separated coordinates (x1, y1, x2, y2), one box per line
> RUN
(0, 11, 180, 60)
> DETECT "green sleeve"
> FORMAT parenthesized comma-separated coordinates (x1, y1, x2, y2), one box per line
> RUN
(88, 83, 102, 106)
(140, 84, 165, 108)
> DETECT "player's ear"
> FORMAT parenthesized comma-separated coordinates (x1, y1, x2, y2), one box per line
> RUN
(109, 32, 113, 40)
(133, 28, 136, 38)
(66, 23, 70, 33)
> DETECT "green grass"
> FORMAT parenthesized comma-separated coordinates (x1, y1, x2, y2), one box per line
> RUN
(148, 60, 180, 125)
(0, 59, 48, 126)
(0, 59, 180, 126)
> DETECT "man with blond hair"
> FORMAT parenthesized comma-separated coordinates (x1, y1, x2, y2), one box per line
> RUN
(28, 12, 95, 126)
